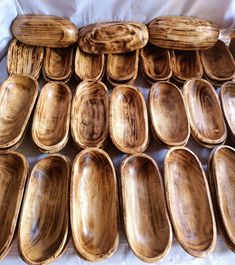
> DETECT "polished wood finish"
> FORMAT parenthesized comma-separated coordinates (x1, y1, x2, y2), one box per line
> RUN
(183, 78, 227, 147)
(79, 22, 148, 54)
(229, 38, 235, 59)
(18, 155, 70, 265)
(71, 148, 119, 261)
(71, 81, 109, 149)
(121, 153, 172, 262)
(32, 82, 71, 153)
(7, 39, 44, 79)
(148, 16, 219, 50)
(11, 15, 78, 48)
(148, 81, 190, 147)
(164, 147, 216, 257)
(110, 85, 149, 153)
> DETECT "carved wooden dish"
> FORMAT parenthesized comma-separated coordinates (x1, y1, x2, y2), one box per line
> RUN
(148, 81, 190, 147)
(75, 46, 105, 81)
(106, 50, 139, 86)
(110, 85, 149, 153)
(18, 155, 70, 265)
(7, 38, 44, 79)
(0, 151, 28, 259)
(71, 148, 119, 261)
(121, 153, 172, 262)
(79, 22, 148, 54)
(164, 147, 216, 257)
(0, 75, 38, 150)
(183, 78, 227, 147)
(43, 47, 74, 82)
(140, 43, 172, 84)
(148, 16, 219, 50)
(32, 82, 72, 153)
(71, 81, 109, 149)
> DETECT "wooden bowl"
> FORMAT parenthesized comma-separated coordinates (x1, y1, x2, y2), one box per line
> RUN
(79, 22, 148, 54)
(7, 38, 44, 79)
(171, 50, 203, 82)
(106, 50, 139, 86)
(71, 81, 109, 149)
(164, 147, 216, 257)
(148, 81, 190, 147)
(75, 46, 105, 81)
(121, 153, 172, 262)
(140, 43, 172, 84)
(32, 82, 72, 153)
(11, 15, 78, 48)
(18, 155, 70, 265)
(0, 75, 38, 150)
(0, 151, 28, 259)
(110, 85, 149, 153)
(43, 47, 74, 82)
(148, 16, 219, 50)
(183, 78, 227, 147)
(70, 148, 119, 261)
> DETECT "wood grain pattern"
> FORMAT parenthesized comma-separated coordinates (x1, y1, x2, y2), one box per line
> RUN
(148, 81, 190, 147)
(32, 82, 71, 153)
(18, 155, 70, 265)
(7, 39, 44, 79)
(121, 153, 172, 262)
(70, 148, 119, 261)
(0, 75, 38, 150)
(11, 15, 78, 48)
(71, 81, 109, 149)
(79, 22, 148, 54)
(110, 85, 149, 153)
(164, 147, 216, 257)
(183, 78, 227, 147)
(148, 16, 219, 50)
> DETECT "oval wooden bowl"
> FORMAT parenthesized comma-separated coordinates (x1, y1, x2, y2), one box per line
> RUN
(43, 47, 74, 82)
(7, 38, 44, 79)
(75, 46, 105, 81)
(164, 147, 216, 257)
(0, 151, 28, 259)
(70, 148, 119, 261)
(121, 153, 172, 262)
(18, 155, 70, 265)
(183, 78, 227, 147)
(71, 81, 109, 149)
(140, 43, 172, 84)
(0, 75, 38, 150)
(110, 85, 149, 153)
(11, 15, 78, 48)
(148, 81, 190, 147)
(148, 16, 219, 50)
(79, 22, 148, 54)
(106, 50, 139, 86)
(32, 82, 72, 153)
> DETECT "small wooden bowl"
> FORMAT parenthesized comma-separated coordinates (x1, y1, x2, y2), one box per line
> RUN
(110, 85, 149, 153)
(106, 50, 139, 86)
(43, 47, 74, 82)
(7, 38, 44, 79)
(18, 155, 70, 265)
(164, 147, 216, 257)
(11, 15, 78, 48)
(0, 151, 28, 259)
(32, 82, 72, 153)
(121, 153, 172, 262)
(183, 78, 227, 147)
(70, 148, 119, 261)
(75, 46, 105, 81)
(148, 81, 190, 147)
(71, 81, 109, 149)
(0, 75, 38, 150)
